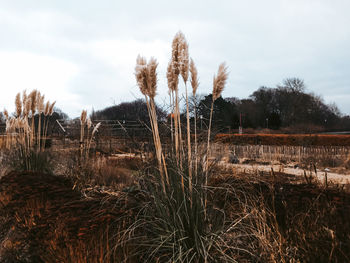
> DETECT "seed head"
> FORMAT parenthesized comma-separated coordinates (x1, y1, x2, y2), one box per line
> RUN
(212, 63, 228, 101)
(179, 38, 189, 83)
(171, 31, 185, 76)
(49, 101, 56, 116)
(190, 59, 199, 96)
(15, 92, 22, 117)
(167, 61, 178, 92)
(80, 110, 87, 125)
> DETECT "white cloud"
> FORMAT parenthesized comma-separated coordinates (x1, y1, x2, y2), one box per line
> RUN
(0, 51, 80, 115)
(0, 0, 350, 116)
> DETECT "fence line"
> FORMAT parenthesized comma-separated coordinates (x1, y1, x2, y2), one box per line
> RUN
(212, 144, 350, 163)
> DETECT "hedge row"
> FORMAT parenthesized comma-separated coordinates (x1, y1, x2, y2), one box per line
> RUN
(215, 133, 350, 146)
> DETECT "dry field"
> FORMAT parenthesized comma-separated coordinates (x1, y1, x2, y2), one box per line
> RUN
(1, 138, 350, 262)
(1, 32, 350, 262)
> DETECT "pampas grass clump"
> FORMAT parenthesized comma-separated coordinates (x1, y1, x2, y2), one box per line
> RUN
(128, 31, 232, 262)
(3, 90, 57, 172)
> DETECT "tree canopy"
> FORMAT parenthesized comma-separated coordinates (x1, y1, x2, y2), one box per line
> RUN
(194, 78, 349, 132)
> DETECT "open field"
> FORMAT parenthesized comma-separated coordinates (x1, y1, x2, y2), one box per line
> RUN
(1, 151, 350, 262)
(1, 137, 350, 262)
(1, 32, 350, 262)
(1, 114, 350, 262)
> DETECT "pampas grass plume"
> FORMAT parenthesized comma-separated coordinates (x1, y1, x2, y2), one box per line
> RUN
(212, 63, 228, 101)
(15, 92, 22, 117)
(135, 55, 158, 98)
(167, 61, 178, 92)
(49, 101, 56, 116)
(38, 94, 45, 114)
(171, 31, 184, 76)
(135, 55, 148, 96)
(92, 122, 101, 136)
(80, 110, 87, 125)
(147, 57, 158, 98)
(179, 38, 189, 83)
(29, 89, 38, 115)
(190, 59, 199, 96)
(44, 101, 50, 116)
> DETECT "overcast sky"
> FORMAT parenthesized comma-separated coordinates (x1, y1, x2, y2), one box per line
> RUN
(1, 0, 349, 118)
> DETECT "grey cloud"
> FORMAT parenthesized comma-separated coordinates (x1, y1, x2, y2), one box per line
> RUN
(0, 0, 349, 117)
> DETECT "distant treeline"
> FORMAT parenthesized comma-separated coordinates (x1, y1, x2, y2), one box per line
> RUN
(3, 78, 347, 134)
(196, 78, 350, 132)
(92, 78, 350, 133)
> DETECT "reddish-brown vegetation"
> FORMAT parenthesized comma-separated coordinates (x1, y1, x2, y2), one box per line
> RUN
(216, 133, 350, 146)
(0, 171, 139, 262)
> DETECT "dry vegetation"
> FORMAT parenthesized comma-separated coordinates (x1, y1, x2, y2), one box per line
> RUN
(0, 32, 350, 262)
(216, 133, 350, 146)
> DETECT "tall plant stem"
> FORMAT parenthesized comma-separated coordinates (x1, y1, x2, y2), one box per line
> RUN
(37, 113, 41, 152)
(205, 99, 215, 211)
(174, 88, 184, 191)
(145, 96, 167, 194)
(80, 122, 84, 156)
(194, 103, 198, 178)
(174, 89, 180, 162)
(185, 83, 192, 198)
(42, 116, 47, 151)
(150, 98, 169, 185)
(86, 124, 90, 157)
(170, 91, 174, 145)
(43, 116, 51, 151)
(31, 116, 35, 145)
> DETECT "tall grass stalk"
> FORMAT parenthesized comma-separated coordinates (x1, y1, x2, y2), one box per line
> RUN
(179, 35, 192, 197)
(205, 63, 228, 210)
(80, 110, 87, 156)
(79, 111, 101, 158)
(42, 101, 56, 150)
(29, 89, 38, 144)
(190, 58, 199, 177)
(135, 55, 168, 193)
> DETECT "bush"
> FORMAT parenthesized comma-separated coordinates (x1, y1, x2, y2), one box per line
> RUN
(4, 148, 54, 174)
(126, 158, 239, 262)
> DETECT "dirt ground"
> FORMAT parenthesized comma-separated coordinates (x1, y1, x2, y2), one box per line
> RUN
(219, 161, 350, 186)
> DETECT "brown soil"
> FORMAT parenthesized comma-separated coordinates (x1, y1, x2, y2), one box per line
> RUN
(0, 171, 140, 262)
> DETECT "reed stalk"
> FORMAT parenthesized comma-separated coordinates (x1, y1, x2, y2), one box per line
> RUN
(80, 110, 87, 156)
(42, 101, 55, 150)
(87, 122, 101, 155)
(135, 55, 168, 193)
(179, 36, 192, 196)
(190, 59, 199, 177)
(33, 92, 44, 151)
(29, 90, 38, 145)
(205, 62, 228, 210)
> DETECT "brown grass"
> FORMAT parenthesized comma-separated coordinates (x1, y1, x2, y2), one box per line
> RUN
(0, 171, 139, 262)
